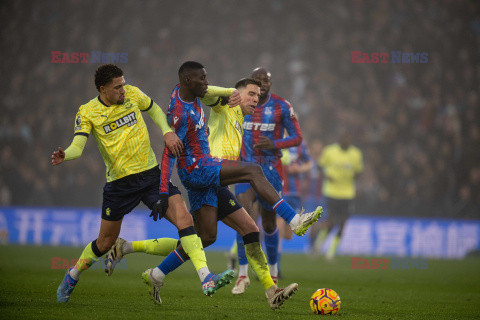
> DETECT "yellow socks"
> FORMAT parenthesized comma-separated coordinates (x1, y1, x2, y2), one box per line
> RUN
(75, 242, 98, 271)
(70, 240, 105, 280)
(179, 232, 207, 272)
(242, 232, 276, 290)
(245, 241, 275, 290)
(132, 238, 178, 256)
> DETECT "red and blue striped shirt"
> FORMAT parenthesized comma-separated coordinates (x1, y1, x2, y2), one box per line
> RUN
(160, 85, 211, 193)
(240, 93, 302, 170)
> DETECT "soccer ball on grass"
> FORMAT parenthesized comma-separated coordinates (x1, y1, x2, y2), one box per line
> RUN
(309, 288, 341, 315)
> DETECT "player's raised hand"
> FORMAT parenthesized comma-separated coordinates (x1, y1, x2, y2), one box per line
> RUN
(51, 147, 65, 166)
(254, 136, 276, 150)
(227, 89, 241, 107)
(164, 132, 183, 157)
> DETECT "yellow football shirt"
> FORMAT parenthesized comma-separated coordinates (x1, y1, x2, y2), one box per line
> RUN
(208, 102, 244, 160)
(73, 85, 157, 182)
(319, 143, 363, 199)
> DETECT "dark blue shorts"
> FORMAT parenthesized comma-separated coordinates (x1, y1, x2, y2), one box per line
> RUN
(235, 164, 282, 211)
(217, 186, 242, 220)
(188, 186, 242, 220)
(179, 157, 223, 212)
(102, 166, 181, 221)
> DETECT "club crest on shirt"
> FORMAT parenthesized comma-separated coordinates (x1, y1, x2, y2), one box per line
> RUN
(122, 98, 132, 108)
(265, 107, 272, 115)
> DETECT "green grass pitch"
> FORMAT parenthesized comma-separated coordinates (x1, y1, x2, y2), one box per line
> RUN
(0, 245, 479, 319)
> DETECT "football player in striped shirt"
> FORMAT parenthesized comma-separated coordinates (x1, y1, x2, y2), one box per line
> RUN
(155, 61, 321, 309)
(53, 64, 229, 304)
(102, 84, 244, 302)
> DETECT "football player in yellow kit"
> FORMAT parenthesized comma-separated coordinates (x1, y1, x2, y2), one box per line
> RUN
(54, 64, 233, 303)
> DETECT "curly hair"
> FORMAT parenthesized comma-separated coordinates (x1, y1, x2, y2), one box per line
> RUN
(94, 64, 123, 91)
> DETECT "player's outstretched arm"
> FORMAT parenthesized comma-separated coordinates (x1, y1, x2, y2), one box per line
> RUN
(51, 135, 87, 166)
(159, 104, 187, 195)
(200, 86, 238, 107)
(205, 85, 235, 98)
(146, 102, 183, 157)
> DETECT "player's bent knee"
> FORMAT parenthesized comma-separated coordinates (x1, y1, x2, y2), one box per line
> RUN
(262, 219, 277, 234)
(176, 211, 194, 229)
(199, 232, 216, 248)
(236, 193, 248, 204)
(201, 239, 215, 248)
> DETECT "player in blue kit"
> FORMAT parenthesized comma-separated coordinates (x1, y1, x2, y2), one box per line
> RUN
(152, 61, 324, 309)
(232, 68, 322, 294)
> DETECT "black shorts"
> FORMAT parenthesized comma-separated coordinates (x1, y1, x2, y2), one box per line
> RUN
(102, 166, 181, 221)
(192, 186, 242, 222)
(217, 186, 242, 221)
(324, 197, 354, 225)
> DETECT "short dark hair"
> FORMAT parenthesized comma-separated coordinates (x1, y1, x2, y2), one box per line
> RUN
(94, 64, 123, 91)
(178, 61, 204, 80)
(235, 78, 261, 89)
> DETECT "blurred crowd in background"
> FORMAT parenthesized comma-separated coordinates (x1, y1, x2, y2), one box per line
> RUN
(1, 0, 479, 218)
